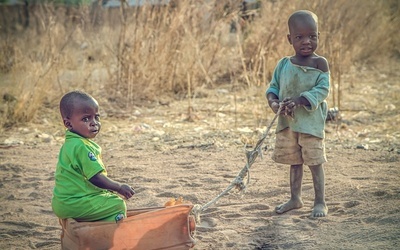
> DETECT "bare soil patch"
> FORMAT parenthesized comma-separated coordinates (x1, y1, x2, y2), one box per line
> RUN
(1, 70, 399, 249)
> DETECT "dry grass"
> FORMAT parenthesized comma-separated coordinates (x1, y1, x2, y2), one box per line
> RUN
(0, 0, 398, 128)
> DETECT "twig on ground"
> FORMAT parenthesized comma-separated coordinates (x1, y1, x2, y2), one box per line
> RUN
(191, 106, 281, 222)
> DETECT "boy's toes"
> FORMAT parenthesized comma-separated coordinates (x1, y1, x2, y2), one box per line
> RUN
(312, 203, 328, 217)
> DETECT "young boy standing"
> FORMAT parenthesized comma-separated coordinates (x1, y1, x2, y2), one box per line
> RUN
(52, 90, 135, 222)
(266, 10, 329, 217)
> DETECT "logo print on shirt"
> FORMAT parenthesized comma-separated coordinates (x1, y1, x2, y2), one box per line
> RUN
(88, 152, 97, 161)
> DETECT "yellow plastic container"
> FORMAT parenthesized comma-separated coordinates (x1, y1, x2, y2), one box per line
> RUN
(58, 204, 196, 250)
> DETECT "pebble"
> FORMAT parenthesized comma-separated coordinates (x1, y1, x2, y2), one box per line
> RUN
(356, 144, 369, 150)
(3, 138, 24, 146)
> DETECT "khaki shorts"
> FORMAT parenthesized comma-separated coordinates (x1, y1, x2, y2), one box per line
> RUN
(272, 128, 326, 166)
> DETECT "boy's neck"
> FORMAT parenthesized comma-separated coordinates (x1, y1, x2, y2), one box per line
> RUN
(290, 54, 317, 68)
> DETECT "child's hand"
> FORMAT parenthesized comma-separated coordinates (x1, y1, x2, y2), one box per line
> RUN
(268, 98, 281, 114)
(283, 97, 297, 111)
(118, 184, 135, 200)
(281, 97, 296, 118)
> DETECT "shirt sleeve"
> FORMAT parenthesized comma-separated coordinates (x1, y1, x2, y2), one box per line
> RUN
(266, 58, 287, 97)
(300, 71, 330, 111)
(74, 142, 105, 180)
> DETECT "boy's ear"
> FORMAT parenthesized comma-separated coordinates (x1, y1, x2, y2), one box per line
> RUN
(287, 34, 292, 44)
(63, 118, 72, 129)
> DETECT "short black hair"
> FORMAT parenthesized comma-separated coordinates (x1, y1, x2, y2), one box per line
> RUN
(59, 90, 95, 119)
(288, 10, 318, 31)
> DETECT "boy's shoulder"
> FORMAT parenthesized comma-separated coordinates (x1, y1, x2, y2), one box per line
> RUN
(276, 56, 329, 72)
(275, 56, 291, 68)
(278, 56, 291, 63)
(314, 55, 329, 72)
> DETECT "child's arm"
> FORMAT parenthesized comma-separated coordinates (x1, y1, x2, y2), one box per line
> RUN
(284, 96, 310, 109)
(89, 172, 135, 199)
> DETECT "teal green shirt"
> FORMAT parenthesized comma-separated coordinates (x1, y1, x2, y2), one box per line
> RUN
(52, 130, 109, 218)
(266, 57, 330, 138)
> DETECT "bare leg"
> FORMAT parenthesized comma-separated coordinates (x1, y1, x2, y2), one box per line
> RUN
(309, 164, 328, 217)
(275, 164, 304, 214)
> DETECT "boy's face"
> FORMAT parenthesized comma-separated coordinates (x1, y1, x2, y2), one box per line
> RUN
(287, 16, 319, 57)
(63, 98, 101, 139)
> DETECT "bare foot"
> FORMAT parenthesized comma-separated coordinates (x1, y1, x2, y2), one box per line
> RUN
(312, 203, 328, 217)
(275, 199, 303, 214)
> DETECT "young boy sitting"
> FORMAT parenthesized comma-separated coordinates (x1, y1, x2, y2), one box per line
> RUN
(52, 90, 135, 222)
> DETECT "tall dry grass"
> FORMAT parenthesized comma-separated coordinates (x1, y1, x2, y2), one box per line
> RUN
(0, 0, 398, 128)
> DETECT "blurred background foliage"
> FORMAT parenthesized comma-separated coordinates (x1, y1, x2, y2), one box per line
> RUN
(0, 0, 399, 127)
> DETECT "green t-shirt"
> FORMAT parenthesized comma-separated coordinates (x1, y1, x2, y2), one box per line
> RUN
(266, 57, 330, 138)
(52, 130, 109, 218)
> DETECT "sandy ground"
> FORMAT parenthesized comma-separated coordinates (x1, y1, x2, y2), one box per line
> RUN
(1, 70, 400, 249)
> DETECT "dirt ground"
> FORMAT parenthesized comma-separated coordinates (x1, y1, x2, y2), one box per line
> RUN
(0, 68, 399, 249)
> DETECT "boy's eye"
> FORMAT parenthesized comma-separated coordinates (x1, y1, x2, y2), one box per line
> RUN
(82, 117, 89, 122)
(95, 115, 101, 122)
(310, 35, 318, 39)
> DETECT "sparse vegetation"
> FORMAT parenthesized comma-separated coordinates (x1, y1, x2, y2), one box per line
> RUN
(0, 0, 398, 128)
